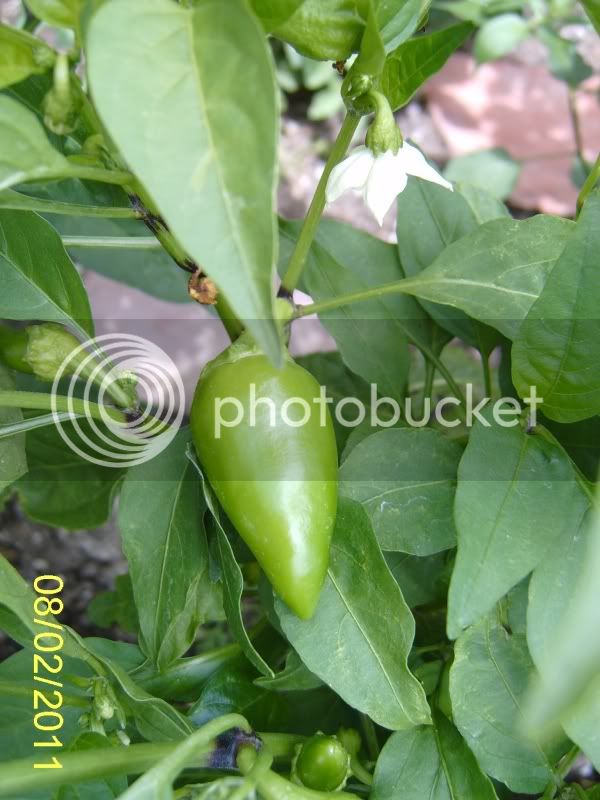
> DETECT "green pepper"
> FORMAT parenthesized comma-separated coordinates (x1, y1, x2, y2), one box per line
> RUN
(293, 734, 351, 792)
(190, 334, 338, 620)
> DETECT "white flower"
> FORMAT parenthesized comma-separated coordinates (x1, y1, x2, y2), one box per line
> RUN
(326, 143, 453, 226)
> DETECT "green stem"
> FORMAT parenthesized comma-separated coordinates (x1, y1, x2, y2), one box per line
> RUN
(0, 192, 139, 219)
(62, 236, 161, 249)
(423, 361, 435, 406)
(0, 742, 178, 797)
(0, 390, 127, 424)
(576, 152, 600, 216)
(65, 165, 134, 186)
(360, 715, 380, 761)
(280, 112, 360, 292)
(0, 680, 88, 707)
(127, 182, 244, 342)
(481, 353, 493, 398)
(568, 88, 585, 170)
(350, 756, 373, 787)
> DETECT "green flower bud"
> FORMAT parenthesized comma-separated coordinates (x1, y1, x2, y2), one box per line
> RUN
(25, 323, 83, 382)
(365, 91, 402, 156)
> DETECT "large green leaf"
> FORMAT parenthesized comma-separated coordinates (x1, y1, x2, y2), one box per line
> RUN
(451, 615, 566, 794)
(249, 0, 305, 31)
(527, 501, 600, 769)
(339, 428, 462, 555)
(0, 210, 93, 336)
(382, 22, 474, 110)
(0, 364, 27, 495)
(0, 23, 55, 90)
(371, 712, 498, 799)
(397, 214, 574, 341)
(275, 498, 431, 730)
(87, 0, 281, 362)
(447, 409, 585, 639)
(581, 0, 600, 34)
(512, 191, 600, 423)
(24, 0, 85, 31)
(118, 430, 214, 671)
(0, 96, 72, 191)
(378, 0, 432, 52)
(15, 420, 123, 529)
(396, 178, 482, 344)
(187, 448, 274, 679)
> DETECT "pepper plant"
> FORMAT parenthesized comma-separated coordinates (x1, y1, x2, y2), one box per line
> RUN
(1, 0, 600, 798)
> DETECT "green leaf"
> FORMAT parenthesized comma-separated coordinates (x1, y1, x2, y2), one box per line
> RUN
(385, 551, 450, 608)
(543, 415, 600, 482)
(398, 214, 574, 340)
(295, 351, 372, 453)
(249, 0, 305, 31)
(474, 13, 529, 63)
(527, 501, 600, 769)
(580, 0, 600, 35)
(275, 497, 431, 730)
(254, 650, 322, 692)
(371, 711, 499, 800)
(0, 210, 93, 337)
(187, 447, 273, 679)
(339, 428, 463, 555)
(0, 364, 27, 494)
(15, 420, 123, 529)
(378, 0, 432, 52)
(12, 178, 190, 303)
(0, 23, 55, 90)
(444, 149, 521, 201)
(447, 409, 586, 639)
(269, 0, 363, 61)
(0, 96, 72, 191)
(537, 28, 592, 87)
(24, 0, 85, 30)
(87, 574, 139, 634)
(396, 178, 482, 345)
(353, 0, 386, 78)
(87, 0, 281, 363)
(456, 181, 511, 224)
(382, 22, 474, 110)
(118, 430, 213, 671)
(283, 217, 444, 404)
(512, 191, 600, 423)
(57, 732, 128, 800)
(451, 615, 565, 793)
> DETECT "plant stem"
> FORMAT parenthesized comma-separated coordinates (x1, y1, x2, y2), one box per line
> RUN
(0, 390, 127, 424)
(280, 112, 360, 292)
(65, 165, 134, 186)
(568, 88, 586, 170)
(576, 152, 600, 216)
(0, 192, 139, 219)
(481, 353, 493, 397)
(350, 757, 374, 786)
(360, 714, 380, 761)
(62, 236, 161, 249)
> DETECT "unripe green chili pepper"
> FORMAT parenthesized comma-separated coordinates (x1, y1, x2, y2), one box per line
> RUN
(293, 734, 351, 792)
(190, 333, 338, 620)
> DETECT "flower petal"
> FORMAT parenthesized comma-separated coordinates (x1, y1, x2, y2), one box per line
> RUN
(364, 151, 408, 226)
(326, 146, 373, 203)
(398, 142, 453, 191)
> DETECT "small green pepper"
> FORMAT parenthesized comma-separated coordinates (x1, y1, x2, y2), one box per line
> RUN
(293, 734, 351, 792)
(190, 334, 338, 620)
